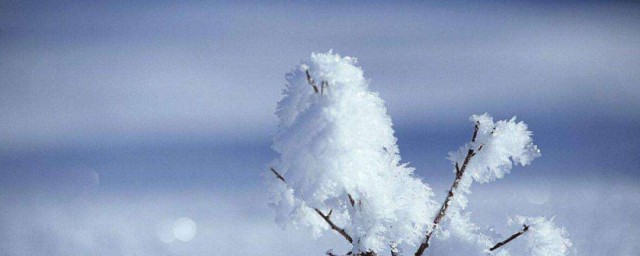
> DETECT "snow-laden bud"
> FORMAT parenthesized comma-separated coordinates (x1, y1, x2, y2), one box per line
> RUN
(268, 51, 438, 253)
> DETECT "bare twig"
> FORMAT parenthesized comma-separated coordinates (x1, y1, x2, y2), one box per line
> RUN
(270, 168, 286, 183)
(326, 250, 353, 256)
(328, 251, 373, 256)
(489, 225, 529, 252)
(348, 194, 356, 207)
(305, 70, 319, 93)
(415, 123, 483, 256)
(471, 122, 479, 142)
(269, 167, 353, 244)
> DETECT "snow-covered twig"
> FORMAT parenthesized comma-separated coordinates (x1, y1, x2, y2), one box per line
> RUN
(315, 208, 353, 243)
(415, 122, 483, 256)
(269, 52, 561, 255)
(269, 167, 353, 243)
(489, 224, 529, 252)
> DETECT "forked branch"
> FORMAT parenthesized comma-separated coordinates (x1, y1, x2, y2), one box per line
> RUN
(489, 224, 529, 252)
(321, 80, 328, 95)
(315, 208, 353, 243)
(269, 167, 353, 243)
(415, 122, 483, 256)
(306, 70, 330, 95)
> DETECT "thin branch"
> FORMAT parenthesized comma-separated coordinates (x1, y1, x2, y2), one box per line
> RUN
(489, 225, 529, 252)
(270, 167, 286, 183)
(415, 123, 483, 256)
(326, 251, 353, 256)
(269, 167, 353, 244)
(315, 208, 354, 243)
(305, 70, 319, 93)
(471, 121, 480, 142)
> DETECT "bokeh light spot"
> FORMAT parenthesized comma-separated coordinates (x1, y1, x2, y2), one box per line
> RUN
(173, 217, 197, 242)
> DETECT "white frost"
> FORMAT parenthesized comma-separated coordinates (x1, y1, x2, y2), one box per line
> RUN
(510, 216, 573, 256)
(268, 51, 438, 253)
(268, 52, 569, 256)
(448, 114, 541, 184)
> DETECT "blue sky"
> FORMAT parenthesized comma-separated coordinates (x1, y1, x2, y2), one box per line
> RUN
(1, 1, 639, 255)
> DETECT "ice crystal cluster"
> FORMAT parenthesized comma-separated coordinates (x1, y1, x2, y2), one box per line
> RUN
(267, 51, 572, 255)
(441, 114, 543, 251)
(509, 216, 573, 256)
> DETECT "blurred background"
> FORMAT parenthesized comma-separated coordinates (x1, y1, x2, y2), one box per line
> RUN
(1, 1, 638, 255)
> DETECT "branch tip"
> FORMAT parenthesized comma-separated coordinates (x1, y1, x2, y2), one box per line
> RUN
(348, 194, 356, 207)
(488, 224, 530, 251)
(315, 208, 353, 243)
(270, 167, 287, 183)
(415, 123, 483, 256)
(305, 70, 319, 93)
(269, 168, 352, 244)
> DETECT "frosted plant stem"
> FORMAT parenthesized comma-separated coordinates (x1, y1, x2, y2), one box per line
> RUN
(269, 168, 353, 243)
(488, 224, 529, 252)
(315, 208, 353, 243)
(415, 123, 483, 256)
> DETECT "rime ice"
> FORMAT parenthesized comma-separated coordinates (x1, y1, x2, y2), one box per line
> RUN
(268, 51, 438, 253)
(267, 52, 571, 256)
(448, 114, 541, 184)
(509, 216, 573, 256)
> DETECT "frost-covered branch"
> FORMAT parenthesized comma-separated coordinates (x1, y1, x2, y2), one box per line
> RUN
(315, 208, 354, 243)
(267, 52, 568, 256)
(269, 167, 353, 243)
(269, 52, 436, 255)
(489, 224, 529, 251)
(415, 123, 483, 256)
(506, 216, 573, 256)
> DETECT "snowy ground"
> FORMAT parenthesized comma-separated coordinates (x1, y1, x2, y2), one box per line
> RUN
(1, 177, 638, 255)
